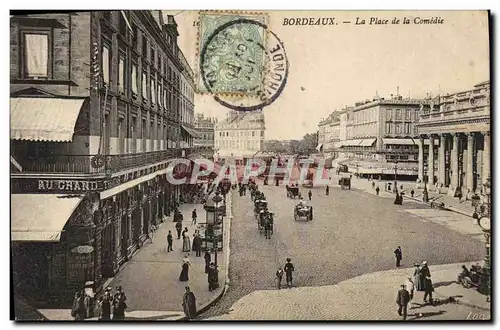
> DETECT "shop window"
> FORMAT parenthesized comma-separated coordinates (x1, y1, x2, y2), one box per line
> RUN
(21, 31, 51, 79)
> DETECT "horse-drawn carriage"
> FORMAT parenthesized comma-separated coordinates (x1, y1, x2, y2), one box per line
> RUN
(257, 210, 274, 238)
(286, 185, 300, 199)
(339, 177, 351, 190)
(294, 203, 313, 221)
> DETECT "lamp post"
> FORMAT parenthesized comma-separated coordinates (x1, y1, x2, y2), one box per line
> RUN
(394, 160, 398, 194)
(212, 191, 223, 267)
(423, 165, 429, 202)
(472, 175, 491, 302)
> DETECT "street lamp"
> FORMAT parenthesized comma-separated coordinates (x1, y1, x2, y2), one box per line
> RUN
(394, 160, 398, 194)
(472, 175, 491, 302)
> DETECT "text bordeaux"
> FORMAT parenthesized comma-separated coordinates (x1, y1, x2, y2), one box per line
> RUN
(283, 17, 336, 26)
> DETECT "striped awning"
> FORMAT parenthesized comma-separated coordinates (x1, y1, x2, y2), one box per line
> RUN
(359, 138, 377, 147)
(382, 138, 415, 146)
(10, 97, 86, 142)
(181, 125, 201, 138)
(11, 194, 83, 242)
(341, 140, 363, 147)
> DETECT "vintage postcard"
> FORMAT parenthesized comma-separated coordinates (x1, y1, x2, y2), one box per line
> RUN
(10, 10, 491, 322)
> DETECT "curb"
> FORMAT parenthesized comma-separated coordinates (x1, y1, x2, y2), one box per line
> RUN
(175, 191, 233, 321)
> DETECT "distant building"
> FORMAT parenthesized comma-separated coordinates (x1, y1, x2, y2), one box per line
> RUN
(317, 112, 340, 159)
(193, 113, 216, 157)
(417, 81, 490, 196)
(214, 110, 265, 163)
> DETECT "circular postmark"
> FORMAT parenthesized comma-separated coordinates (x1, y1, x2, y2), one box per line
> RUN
(200, 18, 289, 112)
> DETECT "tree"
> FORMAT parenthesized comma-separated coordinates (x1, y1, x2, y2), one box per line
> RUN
(297, 132, 318, 155)
(287, 140, 301, 155)
(264, 140, 287, 154)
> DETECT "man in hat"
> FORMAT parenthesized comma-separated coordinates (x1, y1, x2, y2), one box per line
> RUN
(182, 286, 197, 320)
(98, 287, 112, 320)
(284, 258, 295, 288)
(275, 267, 284, 289)
(396, 284, 410, 320)
(394, 246, 402, 267)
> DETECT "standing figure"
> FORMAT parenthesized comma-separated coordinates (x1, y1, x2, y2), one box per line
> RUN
(182, 286, 197, 320)
(167, 230, 173, 252)
(308, 189, 312, 201)
(413, 263, 423, 291)
(423, 276, 434, 304)
(98, 287, 112, 320)
(275, 268, 284, 289)
(112, 286, 127, 320)
(175, 221, 183, 240)
(204, 250, 211, 274)
(71, 291, 85, 320)
(182, 228, 191, 252)
(405, 277, 415, 302)
(284, 258, 295, 288)
(325, 185, 329, 196)
(192, 232, 202, 257)
(376, 186, 380, 196)
(179, 254, 191, 282)
(419, 261, 431, 289)
(372, 181, 375, 189)
(208, 262, 219, 291)
(394, 246, 402, 267)
(396, 284, 410, 320)
(192, 209, 197, 225)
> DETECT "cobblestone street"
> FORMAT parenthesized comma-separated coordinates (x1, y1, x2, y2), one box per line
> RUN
(198, 181, 485, 320)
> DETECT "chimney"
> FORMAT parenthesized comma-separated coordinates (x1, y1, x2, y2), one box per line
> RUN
(164, 15, 179, 43)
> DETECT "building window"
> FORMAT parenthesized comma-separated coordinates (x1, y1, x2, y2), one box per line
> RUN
(386, 109, 392, 120)
(395, 123, 401, 134)
(385, 122, 392, 134)
(142, 37, 148, 58)
(21, 32, 51, 79)
(151, 77, 156, 104)
(150, 46, 155, 68)
(142, 72, 147, 98)
(414, 125, 418, 135)
(131, 64, 138, 95)
(252, 131, 255, 137)
(118, 56, 125, 93)
(405, 109, 411, 120)
(132, 25, 138, 48)
(414, 109, 419, 120)
(261, 131, 264, 137)
(163, 88, 168, 109)
(157, 84, 162, 108)
(404, 123, 410, 134)
(395, 109, 402, 120)
(102, 44, 110, 85)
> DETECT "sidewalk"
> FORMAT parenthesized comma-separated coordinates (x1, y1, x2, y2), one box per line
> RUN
(38, 194, 233, 321)
(207, 262, 490, 320)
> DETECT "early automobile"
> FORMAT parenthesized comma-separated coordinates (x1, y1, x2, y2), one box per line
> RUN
(294, 203, 313, 221)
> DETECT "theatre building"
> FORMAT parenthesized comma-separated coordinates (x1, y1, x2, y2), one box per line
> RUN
(416, 81, 490, 196)
(10, 11, 195, 306)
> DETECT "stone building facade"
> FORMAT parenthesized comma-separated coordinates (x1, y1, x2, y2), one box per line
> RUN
(193, 113, 216, 158)
(10, 11, 195, 305)
(416, 81, 490, 196)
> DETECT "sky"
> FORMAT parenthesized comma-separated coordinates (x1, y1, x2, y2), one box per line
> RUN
(165, 10, 490, 140)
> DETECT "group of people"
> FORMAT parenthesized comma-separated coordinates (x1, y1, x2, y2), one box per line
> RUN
(275, 258, 295, 289)
(72, 286, 127, 321)
(395, 261, 434, 320)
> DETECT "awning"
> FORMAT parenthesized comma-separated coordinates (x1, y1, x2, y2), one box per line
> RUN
(11, 194, 83, 242)
(316, 143, 323, 151)
(341, 140, 363, 147)
(10, 97, 86, 142)
(181, 124, 201, 138)
(382, 138, 415, 146)
(359, 138, 377, 147)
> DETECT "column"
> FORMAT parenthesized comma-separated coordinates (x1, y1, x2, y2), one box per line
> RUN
(482, 131, 490, 184)
(466, 133, 474, 191)
(439, 134, 446, 187)
(127, 214, 133, 247)
(428, 135, 435, 186)
(418, 136, 424, 182)
(451, 133, 459, 189)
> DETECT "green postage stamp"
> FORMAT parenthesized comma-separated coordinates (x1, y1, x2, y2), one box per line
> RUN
(197, 11, 268, 96)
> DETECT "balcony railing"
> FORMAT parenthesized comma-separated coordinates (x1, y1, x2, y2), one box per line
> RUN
(14, 149, 199, 174)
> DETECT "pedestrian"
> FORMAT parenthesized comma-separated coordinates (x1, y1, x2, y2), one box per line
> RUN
(372, 181, 375, 189)
(308, 189, 312, 201)
(423, 276, 434, 304)
(284, 258, 295, 288)
(71, 291, 85, 320)
(192, 232, 202, 257)
(411, 189, 415, 198)
(175, 221, 182, 240)
(182, 228, 191, 252)
(325, 185, 329, 196)
(413, 263, 423, 291)
(376, 186, 380, 196)
(275, 268, 284, 289)
(405, 277, 415, 302)
(204, 250, 211, 274)
(179, 253, 190, 282)
(112, 286, 127, 320)
(208, 262, 219, 291)
(167, 230, 173, 252)
(149, 224, 155, 243)
(182, 286, 197, 320)
(458, 190, 463, 203)
(396, 284, 410, 320)
(192, 208, 197, 225)
(98, 287, 112, 321)
(394, 246, 402, 267)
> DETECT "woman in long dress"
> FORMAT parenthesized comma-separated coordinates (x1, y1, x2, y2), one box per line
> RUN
(182, 228, 191, 252)
(413, 263, 423, 291)
(179, 254, 190, 282)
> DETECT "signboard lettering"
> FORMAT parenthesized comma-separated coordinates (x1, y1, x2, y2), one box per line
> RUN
(37, 179, 101, 191)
